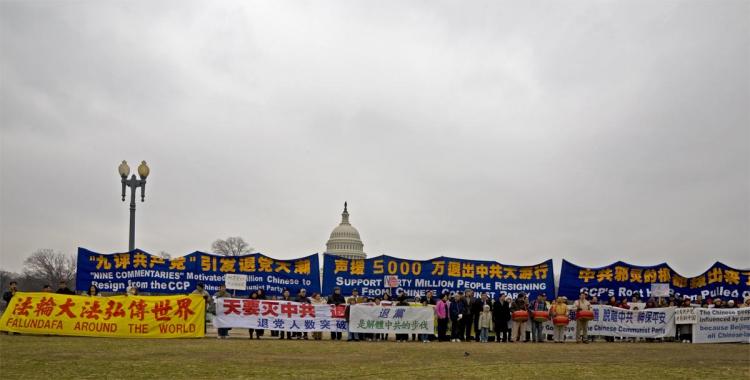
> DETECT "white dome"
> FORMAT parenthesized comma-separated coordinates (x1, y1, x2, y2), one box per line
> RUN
(329, 224, 361, 240)
(325, 202, 366, 259)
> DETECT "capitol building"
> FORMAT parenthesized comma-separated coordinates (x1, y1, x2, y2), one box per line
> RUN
(324, 202, 366, 259)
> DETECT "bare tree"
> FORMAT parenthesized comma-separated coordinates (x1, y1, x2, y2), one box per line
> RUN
(0, 270, 15, 294)
(23, 249, 77, 288)
(211, 237, 253, 256)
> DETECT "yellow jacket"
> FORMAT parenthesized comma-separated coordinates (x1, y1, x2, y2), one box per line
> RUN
(551, 303, 568, 317)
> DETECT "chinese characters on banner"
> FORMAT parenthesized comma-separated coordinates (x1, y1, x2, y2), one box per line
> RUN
(557, 260, 750, 301)
(322, 255, 554, 300)
(212, 298, 347, 332)
(0, 292, 205, 338)
(76, 248, 320, 297)
(539, 305, 676, 340)
(348, 304, 434, 334)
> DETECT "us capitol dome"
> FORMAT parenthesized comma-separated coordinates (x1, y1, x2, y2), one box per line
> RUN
(324, 202, 366, 259)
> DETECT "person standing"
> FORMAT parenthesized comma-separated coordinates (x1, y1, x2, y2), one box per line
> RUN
(418, 297, 432, 343)
(247, 291, 260, 339)
(463, 289, 475, 341)
(436, 293, 450, 342)
(478, 304, 492, 343)
(352, 289, 367, 304)
(529, 294, 548, 343)
(574, 292, 592, 344)
(421, 290, 437, 305)
(295, 289, 311, 340)
(493, 293, 511, 342)
(56, 281, 75, 295)
(214, 285, 231, 339)
(3, 281, 18, 306)
(395, 298, 410, 342)
(449, 292, 465, 342)
(472, 293, 491, 341)
(310, 292, 326, 340)
(510, 293, 529, 342)
(192, 283, 211, 334)
(86, 285, 101, 297)
(278, 289, 294, 340)
(327, 287, 346, 341)
(344, 297, 360, 342)
(550, 296, 569, 343)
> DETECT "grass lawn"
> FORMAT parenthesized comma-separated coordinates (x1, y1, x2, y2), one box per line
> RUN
(0, 334, 748, 379)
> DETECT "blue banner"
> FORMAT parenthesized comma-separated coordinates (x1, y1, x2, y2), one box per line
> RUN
(187, 251, 320, 297)
(76, 248, 320, 297)
(557, 260, 750, 302)
(322, 255, 554, 300)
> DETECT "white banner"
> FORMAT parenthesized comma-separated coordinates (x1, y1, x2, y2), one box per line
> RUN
(349, 304, 434, 334)
(224, 274, 248, 290)
(533, 305, 676, 339)
(213, 298, 347, 332)
(651, 283, 670, 298)
(692, 307, 750, 344)
(675, 307, 698, 324)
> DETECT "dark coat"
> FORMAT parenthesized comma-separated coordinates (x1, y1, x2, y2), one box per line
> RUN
(472, 297, 492, 314)
(421, 295, 438, 305)
(511, 298, 527, 312)
(56, 288, 75, 295)
(449, 299, 465, 320)
(327, 293, 346, 305)
(493, 300, 511, 323)
(463, 296, 475, 316)
(344, 304, 352, 322)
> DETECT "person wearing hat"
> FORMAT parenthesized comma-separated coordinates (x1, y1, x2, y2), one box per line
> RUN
(712, 298, 723, 308)
(327, 287, 346, 340)
(478, 304, 493, 342)
(574, 291, 592, 343)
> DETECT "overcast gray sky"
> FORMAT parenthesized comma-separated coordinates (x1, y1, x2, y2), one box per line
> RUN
(1, 0, 748, 276)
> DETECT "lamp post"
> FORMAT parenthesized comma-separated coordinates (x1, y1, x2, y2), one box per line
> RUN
(118, 160, 150, 252)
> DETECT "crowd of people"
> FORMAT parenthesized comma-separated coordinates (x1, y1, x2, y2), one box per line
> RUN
(3, 280, 750, 343)
(187, 284, 750, 343)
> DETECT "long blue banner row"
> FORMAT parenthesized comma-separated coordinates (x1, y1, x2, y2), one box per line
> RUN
(76, 248, 750, 300)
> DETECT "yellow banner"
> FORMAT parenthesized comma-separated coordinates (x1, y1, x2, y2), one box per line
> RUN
(0, 292, 205, 338)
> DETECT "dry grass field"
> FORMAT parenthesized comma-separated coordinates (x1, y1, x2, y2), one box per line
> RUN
(0, 333, 748, 379)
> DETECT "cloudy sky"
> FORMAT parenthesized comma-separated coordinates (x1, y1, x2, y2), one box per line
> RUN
(1, 0, 748, 276)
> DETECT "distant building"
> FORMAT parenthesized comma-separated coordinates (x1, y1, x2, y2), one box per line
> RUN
(324, 202, 366, 259)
